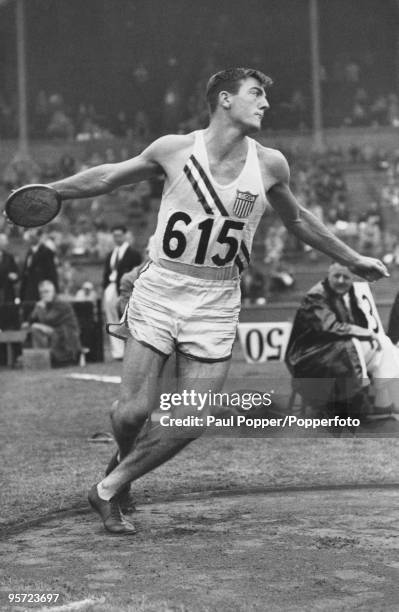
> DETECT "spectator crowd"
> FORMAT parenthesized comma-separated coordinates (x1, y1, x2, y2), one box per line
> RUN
(1, 49, 398, 141)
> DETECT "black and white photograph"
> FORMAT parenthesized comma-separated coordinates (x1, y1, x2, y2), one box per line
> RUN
(2, 1, 399, 610)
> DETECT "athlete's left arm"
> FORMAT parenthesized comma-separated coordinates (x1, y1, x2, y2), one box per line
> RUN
(263, 150, 388, 281)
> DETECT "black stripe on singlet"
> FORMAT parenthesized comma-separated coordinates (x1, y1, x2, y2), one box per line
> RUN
(235, 255, 244, 274)
(189, 155, 229, 217)
(183, 165, 214, 215)
(240, 241, 250, 264)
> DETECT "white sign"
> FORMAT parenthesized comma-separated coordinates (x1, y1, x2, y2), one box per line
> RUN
(237, 322, 292, 363)
(353, 282, 385, 339)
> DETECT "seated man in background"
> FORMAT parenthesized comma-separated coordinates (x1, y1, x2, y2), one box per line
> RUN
(24, 279, 81, 367)
(285, 263, 399, 426)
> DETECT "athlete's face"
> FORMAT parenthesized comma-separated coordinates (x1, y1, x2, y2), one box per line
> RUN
(328, 264, 353, 296)
(228, 77, 269, 132)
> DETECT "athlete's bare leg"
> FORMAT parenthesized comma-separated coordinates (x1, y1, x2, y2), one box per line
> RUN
(99, 352, 231, 497)
(110, 337, 169, 459)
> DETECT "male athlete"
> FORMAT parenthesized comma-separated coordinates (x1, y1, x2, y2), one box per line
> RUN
(44, 68, 388, 534)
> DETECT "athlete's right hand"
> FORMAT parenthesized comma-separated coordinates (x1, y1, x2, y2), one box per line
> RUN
(348, 256, 389, 282)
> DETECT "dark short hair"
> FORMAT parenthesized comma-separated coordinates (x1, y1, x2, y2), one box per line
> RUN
(111, 224, 127, 234)
(206, 67, 273, 114)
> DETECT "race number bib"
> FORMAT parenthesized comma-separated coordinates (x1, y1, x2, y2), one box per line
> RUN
(162, 212, 245, 266)
(238, 322, 292, 363)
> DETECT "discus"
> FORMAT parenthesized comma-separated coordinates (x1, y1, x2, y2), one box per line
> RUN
(4, 184, 62, 228)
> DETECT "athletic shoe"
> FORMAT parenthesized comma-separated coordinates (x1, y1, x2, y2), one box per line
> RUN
(88, 484, 136, 535)
(105, 452, 136, 513)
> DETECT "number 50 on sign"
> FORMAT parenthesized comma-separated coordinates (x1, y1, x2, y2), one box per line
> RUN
(237, 322, 293, 363)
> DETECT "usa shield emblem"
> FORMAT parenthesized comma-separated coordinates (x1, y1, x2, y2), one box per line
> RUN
(233, 190, 258, 218)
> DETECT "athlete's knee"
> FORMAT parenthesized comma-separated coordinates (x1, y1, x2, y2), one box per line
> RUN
(112, 397, 148, 430)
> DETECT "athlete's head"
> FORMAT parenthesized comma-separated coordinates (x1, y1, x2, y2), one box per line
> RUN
(206, 67, 272, 132)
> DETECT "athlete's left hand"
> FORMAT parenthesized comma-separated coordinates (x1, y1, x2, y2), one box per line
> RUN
(349, 256, 389, 282)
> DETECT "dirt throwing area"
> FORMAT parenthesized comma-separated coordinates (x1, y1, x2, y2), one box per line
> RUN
(2, 486, 399, 612)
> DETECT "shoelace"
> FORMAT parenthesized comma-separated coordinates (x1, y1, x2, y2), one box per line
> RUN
(110, 499, 124, 521)
(110, 499, 134, 527)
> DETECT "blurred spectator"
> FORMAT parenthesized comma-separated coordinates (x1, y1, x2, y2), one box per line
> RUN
(344, 60, 360, 84)
(40, 159, 60, 182)
(0, 233, 19, 304)
(58, 260, 78, 297)
(104, 148, 117, 163)
(59, 154, 77, 177)
(3, 154, 41, 190)
(381, 179, 399, 209)
(47, 109, 75, 140)
(125, 180, 152, 221)
(0, 91, 15, 137)
(20, 229, 58, 302)
(117, 235, 154, 316)
(162, 79, 183, 133)
(75, 281, 98, 304)
(94, 223, 114, 260)
(132, 110, 151, 141)
(350, 101, 368, 126)
(370, 95, 388, 126)
(387, 93, 399, 127)
(362, 201, 384, 230)
(112, 111, 130, 138)
(23, 279, 81, 367)
(264, 222, 287, 266)
(102, 225, 142, 360)
(358, 216, 382, 256)
(285, 89, 308, 129)
(241, 265, 266, 306)
(335, 198, 350, 222)
(268, 264, 295, 293)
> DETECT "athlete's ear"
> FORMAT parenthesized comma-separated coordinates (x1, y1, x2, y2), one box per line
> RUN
(219, 91, 231, 109)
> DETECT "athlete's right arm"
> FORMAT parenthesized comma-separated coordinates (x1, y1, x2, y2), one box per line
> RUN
(47, 136, 181, 200)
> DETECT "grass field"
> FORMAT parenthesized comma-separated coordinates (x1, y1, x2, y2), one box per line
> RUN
(2, 350, 399, 531)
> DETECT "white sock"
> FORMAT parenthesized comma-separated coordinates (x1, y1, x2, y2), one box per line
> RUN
(97, 481, 116, 501)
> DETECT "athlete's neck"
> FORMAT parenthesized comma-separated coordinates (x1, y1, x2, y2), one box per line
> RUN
(203, 122, 249, 162)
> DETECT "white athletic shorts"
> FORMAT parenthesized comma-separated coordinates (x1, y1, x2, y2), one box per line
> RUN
(126, 262, 241, 362)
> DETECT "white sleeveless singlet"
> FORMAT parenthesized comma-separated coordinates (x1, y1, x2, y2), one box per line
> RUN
(150, 130, 275, 277)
